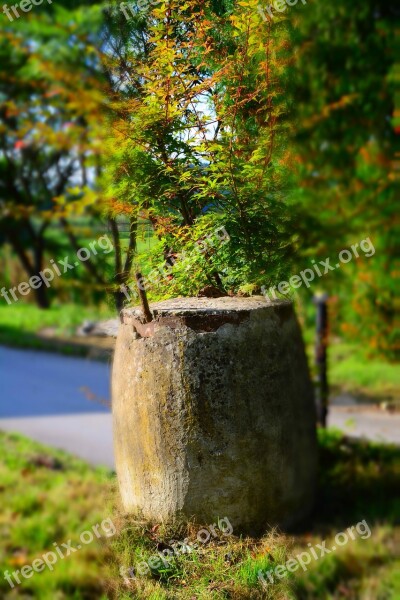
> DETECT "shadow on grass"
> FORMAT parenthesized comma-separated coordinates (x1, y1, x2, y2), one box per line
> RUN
(312, 428, 400, 534)
(288, 431, 400, 598)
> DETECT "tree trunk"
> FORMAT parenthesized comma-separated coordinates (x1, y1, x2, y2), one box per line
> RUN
(113, 289, 126, 313)
(7, 224, 51, 309)
(33, 284, 51, 309)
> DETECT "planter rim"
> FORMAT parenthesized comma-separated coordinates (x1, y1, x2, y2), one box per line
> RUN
(122, 295, 291, 318)
(120, 296, 292, 336)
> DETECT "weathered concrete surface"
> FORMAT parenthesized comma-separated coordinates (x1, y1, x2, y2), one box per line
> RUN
(112, 297, 317, 533)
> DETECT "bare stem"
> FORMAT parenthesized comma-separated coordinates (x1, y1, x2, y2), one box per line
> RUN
(135, 272, 153, 323)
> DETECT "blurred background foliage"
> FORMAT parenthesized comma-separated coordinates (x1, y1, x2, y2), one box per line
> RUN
(290, 0, 399, 360)
(0, 0, 398, 360)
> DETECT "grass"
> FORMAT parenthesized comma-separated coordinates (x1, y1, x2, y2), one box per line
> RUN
(329, 341, 400, 403)
(1, 429, 399, 598)
(0, 431, 115, 599)
(0, 302, 115, 354)
(292, 428, 400, 599)
(302, 324, 400, 404)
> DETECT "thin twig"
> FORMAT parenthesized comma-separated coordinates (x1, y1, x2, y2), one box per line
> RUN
(135, 272, 153, 323)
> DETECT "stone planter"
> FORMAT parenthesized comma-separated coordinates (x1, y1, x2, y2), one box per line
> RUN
(112, 297, 317, 533)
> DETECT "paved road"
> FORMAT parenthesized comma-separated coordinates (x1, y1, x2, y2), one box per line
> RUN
(328, 406, 400, 445)
(0, 346, 114, 468)
(0, 347, 399, 470)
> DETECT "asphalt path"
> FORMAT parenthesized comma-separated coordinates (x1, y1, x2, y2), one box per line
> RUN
(327, 405, 400, 445)
(0, 346, 114, 468)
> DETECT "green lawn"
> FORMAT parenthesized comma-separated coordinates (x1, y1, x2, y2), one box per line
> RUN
(329, 341, 400, 403)
(302, 327, 400, 404)
(0, 303, 115, 353)
(0, 432, 115, 599)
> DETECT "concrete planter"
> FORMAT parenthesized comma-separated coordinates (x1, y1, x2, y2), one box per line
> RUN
(112, 297, 317, 533)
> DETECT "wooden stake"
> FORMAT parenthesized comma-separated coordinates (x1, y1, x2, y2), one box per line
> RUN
(313, 293, 329, 427)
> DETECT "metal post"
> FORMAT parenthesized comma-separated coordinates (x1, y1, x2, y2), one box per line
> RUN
(313, 293, 329, 427)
